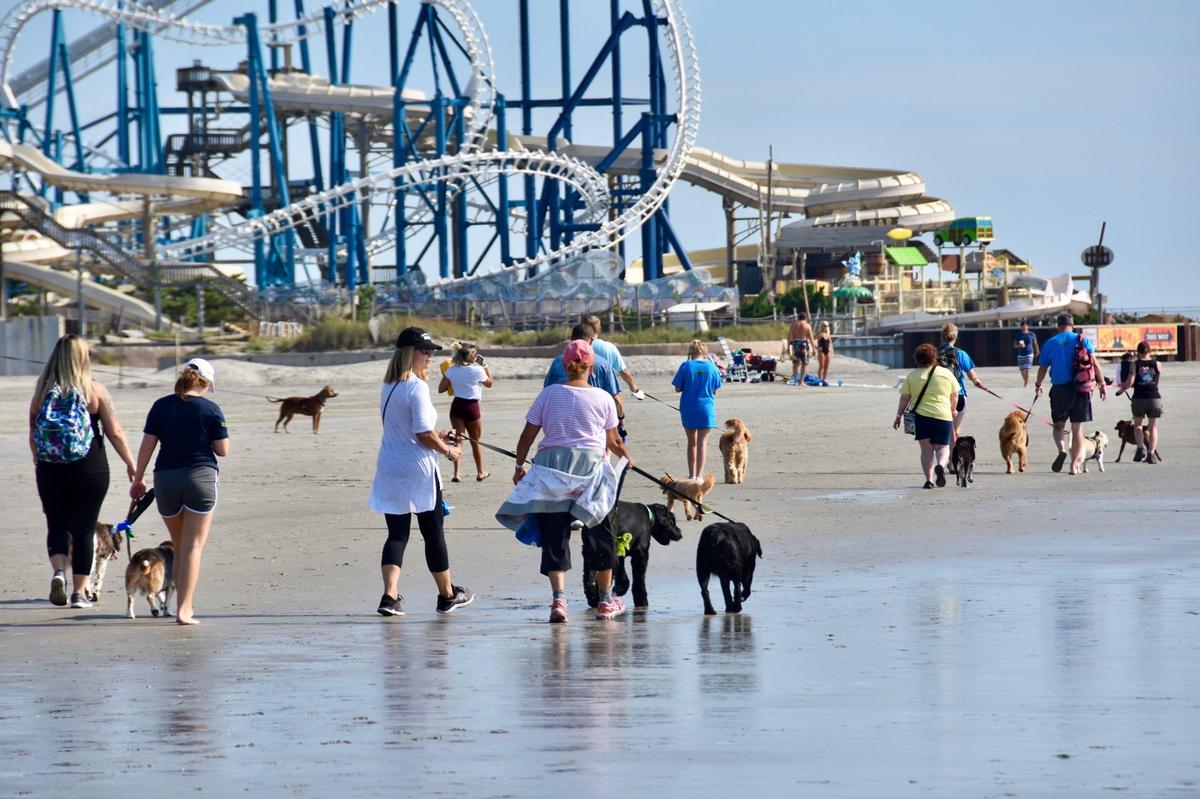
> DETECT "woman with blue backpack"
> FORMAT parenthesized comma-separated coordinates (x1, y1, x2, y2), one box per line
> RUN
(30, 334, 137, 609)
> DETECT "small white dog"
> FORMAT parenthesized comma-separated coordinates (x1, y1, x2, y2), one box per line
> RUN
(1080, 431, 1109, 473)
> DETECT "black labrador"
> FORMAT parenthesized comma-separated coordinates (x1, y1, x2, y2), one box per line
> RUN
(697, 522, 762, 615)
(950, 435, 976, 488)
(584, 501, 682, 609)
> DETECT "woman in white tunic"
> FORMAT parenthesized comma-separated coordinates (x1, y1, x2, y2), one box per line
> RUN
(369, 327, 474, 617)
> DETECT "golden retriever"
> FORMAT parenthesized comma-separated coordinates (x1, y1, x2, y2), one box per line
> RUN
(660, 472, 715, 521)
(999, 411, 1029, 474)
(718, 418, 752, 484)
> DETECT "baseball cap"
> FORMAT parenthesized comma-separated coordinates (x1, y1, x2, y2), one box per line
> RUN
(395, 327, 442, 351)
(183, 357, 216, 391)
(563, 339, 594, 365)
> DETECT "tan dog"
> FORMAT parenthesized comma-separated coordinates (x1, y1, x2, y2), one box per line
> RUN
(660, 472, 715, 522)
(998, 411, 1029, 474)
(1079, 430, 1109, 474)
(267, 385, 338, 433)
(718, 418, 752, 484)
(1113, 419, 1161, 463)
(124, 541, 175, 619)
(67, 523, 124, 602)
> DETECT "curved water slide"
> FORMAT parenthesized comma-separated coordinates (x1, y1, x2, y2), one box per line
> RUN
(0, 0, 703, 290)
(0, 257, 160, 324)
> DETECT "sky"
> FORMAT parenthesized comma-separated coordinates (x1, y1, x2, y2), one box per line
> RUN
(7, 0, 1199, 308)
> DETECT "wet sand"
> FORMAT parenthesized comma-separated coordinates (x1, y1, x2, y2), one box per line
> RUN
(2, 355, 1198, 797)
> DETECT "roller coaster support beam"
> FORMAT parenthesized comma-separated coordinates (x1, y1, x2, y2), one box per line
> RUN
(517, 0, 538, 264)
(639, 112, 658, 281)
(131, 29, 161, 173)
(496, 94, 511, 266)
(42, 11, 85, 178)
(236, 12, 294, 287)
(292, 0, 324, 191)
(115, 17, 129, 168)
(434, 95, 449, 280)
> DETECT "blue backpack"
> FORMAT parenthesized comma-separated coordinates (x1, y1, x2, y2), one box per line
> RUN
(34, 385, 94, 463)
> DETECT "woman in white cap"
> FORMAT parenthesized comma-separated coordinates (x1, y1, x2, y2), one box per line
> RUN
(370, 327, 474, 617)
(130, 358, 228, 625)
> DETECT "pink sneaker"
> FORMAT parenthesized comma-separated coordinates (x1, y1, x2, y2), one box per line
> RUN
(549, 598, 568, 624)
(596, 596, 625, 621)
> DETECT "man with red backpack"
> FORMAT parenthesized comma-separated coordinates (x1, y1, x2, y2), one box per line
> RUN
(1034, 314, 1107, 474)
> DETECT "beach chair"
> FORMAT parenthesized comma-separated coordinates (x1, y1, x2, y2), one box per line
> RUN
(717, 336, 748, 383)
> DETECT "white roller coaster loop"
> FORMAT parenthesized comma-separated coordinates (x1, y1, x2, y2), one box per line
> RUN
(159, 149, 610, 259)
(3, 0, 700, 288)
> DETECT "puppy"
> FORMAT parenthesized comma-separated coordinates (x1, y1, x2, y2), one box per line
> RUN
(1079, 430, 1109, 474)
(266, 385, 338, 433)
(950, 436, 976, 487)
(1113, 419, 1161, 463)
(67, 523, 124, 602)
(661, 472, 715, 521)
(696, 522, 762, 615)
(583, 501, 682, 609)
(999, 411, 1029, 474)
(124, 541, 175, 619)
(718, 418, 753, 484)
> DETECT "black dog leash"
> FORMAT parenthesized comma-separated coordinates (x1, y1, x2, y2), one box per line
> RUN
(465, 436, 742, 525)
(639, 390, 680, 412)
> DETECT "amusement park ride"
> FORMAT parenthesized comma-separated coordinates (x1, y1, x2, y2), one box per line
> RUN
(0, 0, 1081, 329)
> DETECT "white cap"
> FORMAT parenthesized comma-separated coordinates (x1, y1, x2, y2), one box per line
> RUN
(183, 358, 216, 392)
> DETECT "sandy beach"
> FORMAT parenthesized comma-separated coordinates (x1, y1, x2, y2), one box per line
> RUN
(2, 352, 1197, 797)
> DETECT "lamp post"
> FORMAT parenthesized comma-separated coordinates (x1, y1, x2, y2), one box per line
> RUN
(870, 239, 884, 316)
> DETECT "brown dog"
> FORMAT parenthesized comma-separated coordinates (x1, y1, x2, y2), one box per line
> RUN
(267, 385, 338, 433)
(999, 411, 1029, 474)
(660, 472, 715, 522)
(1113, 419, 1161, 463)
(67, 523, 124, 602)
(125, 541, 175, 619)
(718, 418, 752, 484)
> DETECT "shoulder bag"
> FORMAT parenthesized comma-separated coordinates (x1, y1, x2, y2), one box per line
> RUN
(903, 366, 939, 436)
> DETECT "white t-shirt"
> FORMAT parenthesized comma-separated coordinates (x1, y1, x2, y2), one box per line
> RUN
(369, 377, 441, 515)
(444, 363, 487, 400)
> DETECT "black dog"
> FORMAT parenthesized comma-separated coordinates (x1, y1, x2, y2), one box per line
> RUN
(696, 522, 762, 615)
(950, 435, 976, 487)
(584, 501, 682, 609)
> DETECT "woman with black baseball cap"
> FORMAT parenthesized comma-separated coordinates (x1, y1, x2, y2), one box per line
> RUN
(368, 327, 474, 616)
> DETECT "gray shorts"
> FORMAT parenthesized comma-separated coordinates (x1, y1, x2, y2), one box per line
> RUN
(1130, 398, 1163, 419)
(154, 466, 219, 517)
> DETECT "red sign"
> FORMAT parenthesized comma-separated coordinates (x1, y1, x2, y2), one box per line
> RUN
(1080, 325, 1177, 356)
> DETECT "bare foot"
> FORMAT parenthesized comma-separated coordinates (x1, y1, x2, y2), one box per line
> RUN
(176, 615, 200, 625)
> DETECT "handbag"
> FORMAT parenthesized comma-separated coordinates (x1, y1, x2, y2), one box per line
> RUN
(903, 366, 939, 436)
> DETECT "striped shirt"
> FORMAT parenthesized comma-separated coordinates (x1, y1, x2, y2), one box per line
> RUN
(526, 383, 618, 451)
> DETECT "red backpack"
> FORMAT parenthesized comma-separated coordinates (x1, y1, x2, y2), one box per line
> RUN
(1072, 333, 1096, 393)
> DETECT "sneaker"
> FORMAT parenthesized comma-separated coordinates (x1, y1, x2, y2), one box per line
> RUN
(1145, 453, 1157, 465)
(549, 598, 568, 624)
(1052, 452, 1067, 473)
(596, 596, 626, 621)
(69, 592, 92, 609)
(922, 481, 934, 490)
(1133, 448, 1146, 462)
(49, 571, 67, 606)
(934, 465, 946, 488)
(436, 585, 475, 614)
(377, 593, 405, 616)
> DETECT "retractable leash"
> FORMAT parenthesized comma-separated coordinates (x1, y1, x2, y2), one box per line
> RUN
(974, 383, 1055, 428)
(465, 437, 742, 525)
(639, 391, 679, 412)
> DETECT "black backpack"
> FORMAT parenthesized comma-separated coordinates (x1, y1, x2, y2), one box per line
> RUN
(938, 345, 962, 383)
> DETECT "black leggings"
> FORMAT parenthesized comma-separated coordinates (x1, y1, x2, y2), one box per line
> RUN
(537, 511, 616, 576)
(381, 488, 449, 572)
(36, 460, 110, 575)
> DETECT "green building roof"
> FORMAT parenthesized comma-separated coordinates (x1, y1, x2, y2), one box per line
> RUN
(885, 247, 928, 267)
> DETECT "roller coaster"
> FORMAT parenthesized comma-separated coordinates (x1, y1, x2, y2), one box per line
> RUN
(0, 0, 956, 326)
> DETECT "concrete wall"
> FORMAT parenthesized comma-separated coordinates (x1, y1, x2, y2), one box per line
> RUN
(0, 316, 63, 376)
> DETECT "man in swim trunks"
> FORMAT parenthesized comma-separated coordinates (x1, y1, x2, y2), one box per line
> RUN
(788, 312, 818, 385)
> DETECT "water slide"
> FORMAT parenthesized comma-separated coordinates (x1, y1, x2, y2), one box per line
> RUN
(873, 273, 1092, 332)
(0, 257, 159, 325)
(0, 141, 244, 212)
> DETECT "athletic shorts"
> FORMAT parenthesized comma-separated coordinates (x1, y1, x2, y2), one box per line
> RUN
(154, 466, 219, 517)
(449, 397, 481, 423)
(790, 340, 810, 364)
(956, 395, 966, 413)
(914, 413, 953, 446)
(1130, 398, 1163, 419)
(1017, 354, 1034, 370)
(1049, 384, 1092, 425)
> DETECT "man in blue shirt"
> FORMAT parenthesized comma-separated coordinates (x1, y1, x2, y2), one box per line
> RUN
(1011, 321, 1039, 387)
(1035, 313, 1107, 473)
(582, 314, 643, 398)
(939, 323, 984, 434)
(545, 324, 625, 431)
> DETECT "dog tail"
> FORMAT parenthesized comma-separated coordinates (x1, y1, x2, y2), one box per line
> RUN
(265, 396, 283, 403)
(701, 473, 715, 493)
(140, 558, 151, 570)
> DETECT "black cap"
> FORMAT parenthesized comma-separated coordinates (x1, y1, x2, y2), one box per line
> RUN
(1056, 313, 1073, 327)
(395, 327, 442, 351)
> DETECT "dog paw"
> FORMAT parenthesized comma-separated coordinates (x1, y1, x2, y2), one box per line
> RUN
(151, 608, 159, 617)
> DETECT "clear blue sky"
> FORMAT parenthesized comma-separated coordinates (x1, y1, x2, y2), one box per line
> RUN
(10, 0, 1198, 308)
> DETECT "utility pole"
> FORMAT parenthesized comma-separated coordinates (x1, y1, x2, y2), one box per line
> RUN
(764, 145, 775, 297)
(143, 199, 161, 330)
(76, 250, 85, 337)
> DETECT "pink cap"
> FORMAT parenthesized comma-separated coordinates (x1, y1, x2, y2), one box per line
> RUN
(563, 339, 594, 365)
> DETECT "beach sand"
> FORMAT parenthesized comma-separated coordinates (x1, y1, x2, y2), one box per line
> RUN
(2, 353, 1197, 796)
